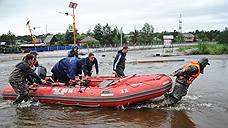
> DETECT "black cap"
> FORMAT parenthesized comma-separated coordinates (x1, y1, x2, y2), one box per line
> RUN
(30, 51, 38, 55)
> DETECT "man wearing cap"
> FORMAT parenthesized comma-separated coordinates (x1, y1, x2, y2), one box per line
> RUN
(163, 57, 210, 106)
(50, 57, 85, 85)
(30, 51, 39, 67)
(113, 46, 128, 77)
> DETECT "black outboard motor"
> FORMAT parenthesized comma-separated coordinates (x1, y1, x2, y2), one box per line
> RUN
(37, 66, 47, 80)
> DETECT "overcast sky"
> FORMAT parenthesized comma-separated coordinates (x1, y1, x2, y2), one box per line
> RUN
(0, 0, 228, 35)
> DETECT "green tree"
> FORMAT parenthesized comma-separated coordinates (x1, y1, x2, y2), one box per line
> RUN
(55, 33, 65, 43)
(93, 23, 103, 43)
(16, 35, 31, 43)
(129, 29, 139, 45)
(65, 30, 74, 44)
(86, 29, 93, 37)
(102, 23, 113, 46)
(112, 27, 120, 46)
(0, 31, 16, 45)
(217, 28, 228, 44)
(140, 23, 154, 44)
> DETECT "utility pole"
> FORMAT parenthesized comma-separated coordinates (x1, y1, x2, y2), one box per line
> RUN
(26, 20, 36, 49)
(179, 13, 182, 34)
(46, 24, 47, 35)
(120, 27, 123, 47)
(69, 2, 78, 46)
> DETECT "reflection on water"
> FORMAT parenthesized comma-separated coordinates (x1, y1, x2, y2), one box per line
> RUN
(0, 50, 228, 128)
(4, 105, 196, 128)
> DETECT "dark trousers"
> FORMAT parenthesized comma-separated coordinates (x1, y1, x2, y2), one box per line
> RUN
(9, 78, 29, 104)
(165, 82, 189, 106)
(116, 67, 125, 77)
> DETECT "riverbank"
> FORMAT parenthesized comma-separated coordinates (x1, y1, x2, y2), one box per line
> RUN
(0, 43, 196, 62)
(177, 43, 228, 55)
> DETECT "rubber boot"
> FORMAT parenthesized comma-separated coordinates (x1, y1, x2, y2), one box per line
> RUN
(13, 93, 28, 105)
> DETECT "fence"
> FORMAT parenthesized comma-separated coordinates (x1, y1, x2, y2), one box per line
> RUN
(21, 45, 88, 52)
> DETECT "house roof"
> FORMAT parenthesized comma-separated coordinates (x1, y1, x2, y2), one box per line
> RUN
(44, 35, 55, 43)
(183, 33, 194, 38)
(79, 36, 98, 43)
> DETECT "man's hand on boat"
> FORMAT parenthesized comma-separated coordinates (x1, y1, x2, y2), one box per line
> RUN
(68, 79, 76, 86)
(41, 79, 46, 84)
(112, 71, 117, 76)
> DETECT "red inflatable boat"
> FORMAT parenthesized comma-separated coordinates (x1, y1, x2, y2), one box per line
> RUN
(0, 74, 172, 107)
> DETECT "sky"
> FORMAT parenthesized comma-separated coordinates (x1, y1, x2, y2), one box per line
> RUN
(0, 0, 228, 36)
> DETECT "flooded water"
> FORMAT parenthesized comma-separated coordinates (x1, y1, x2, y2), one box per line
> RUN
(0, 49, 228, 128)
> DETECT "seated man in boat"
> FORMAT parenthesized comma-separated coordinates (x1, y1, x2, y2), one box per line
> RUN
(112, 46, 128, 77)
(68, 46, 79, 58)
(163, 57, 210, 106)
(9, 54, 46, 104)
(49, 57, 85, 85)
(83, 53, 99, 77)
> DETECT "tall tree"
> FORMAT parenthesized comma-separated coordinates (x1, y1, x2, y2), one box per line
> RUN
(129, 29, 139, 45)
(102, 23, 113, 45)
(93, 23, 103, 43)
(140, 23, 154, 44)
(112, 26, 120, 46)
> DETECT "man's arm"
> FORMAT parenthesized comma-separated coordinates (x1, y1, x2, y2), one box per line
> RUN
(113, 54, 121, 71)
(94, 58, 99, 74)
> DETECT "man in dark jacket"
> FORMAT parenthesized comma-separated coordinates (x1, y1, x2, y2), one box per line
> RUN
(163, 57, 210, 106)
(113, 46, 128, 77)
(68, 46, 79, 58)
(50, 57, 85, 84)
(83, 53, 99, 77)
(9, 54, 44, 104)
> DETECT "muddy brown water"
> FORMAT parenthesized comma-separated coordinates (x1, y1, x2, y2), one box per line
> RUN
(0, 50, 228, 128)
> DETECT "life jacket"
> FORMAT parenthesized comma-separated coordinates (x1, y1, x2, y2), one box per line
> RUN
(177, 60, 201, 85)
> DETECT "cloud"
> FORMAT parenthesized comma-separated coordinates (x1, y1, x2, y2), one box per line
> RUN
(0, 0, 228, 35)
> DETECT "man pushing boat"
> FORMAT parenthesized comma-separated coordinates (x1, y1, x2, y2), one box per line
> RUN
(48, 57, 86, 86)
(161, 57, 210, 106)
(8, 54, 46, 104)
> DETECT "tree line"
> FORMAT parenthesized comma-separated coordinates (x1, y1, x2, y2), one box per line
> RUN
(1, 23, 228, 47)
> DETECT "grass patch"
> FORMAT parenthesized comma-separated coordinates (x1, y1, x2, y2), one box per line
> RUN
(176, 45, 197, 52)
(177, 43, 228, 55)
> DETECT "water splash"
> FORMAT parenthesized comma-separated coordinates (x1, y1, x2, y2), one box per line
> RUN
(184, 95, 201, 100)
(17, 100, 40, 108)
(131, 94, 216, 112)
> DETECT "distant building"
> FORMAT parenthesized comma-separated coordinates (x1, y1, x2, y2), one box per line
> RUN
(182, 33, 194, 42)
(0, 42, 6, 46)
(79, 36, 99, 46)
(43, 35, 57, 44)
